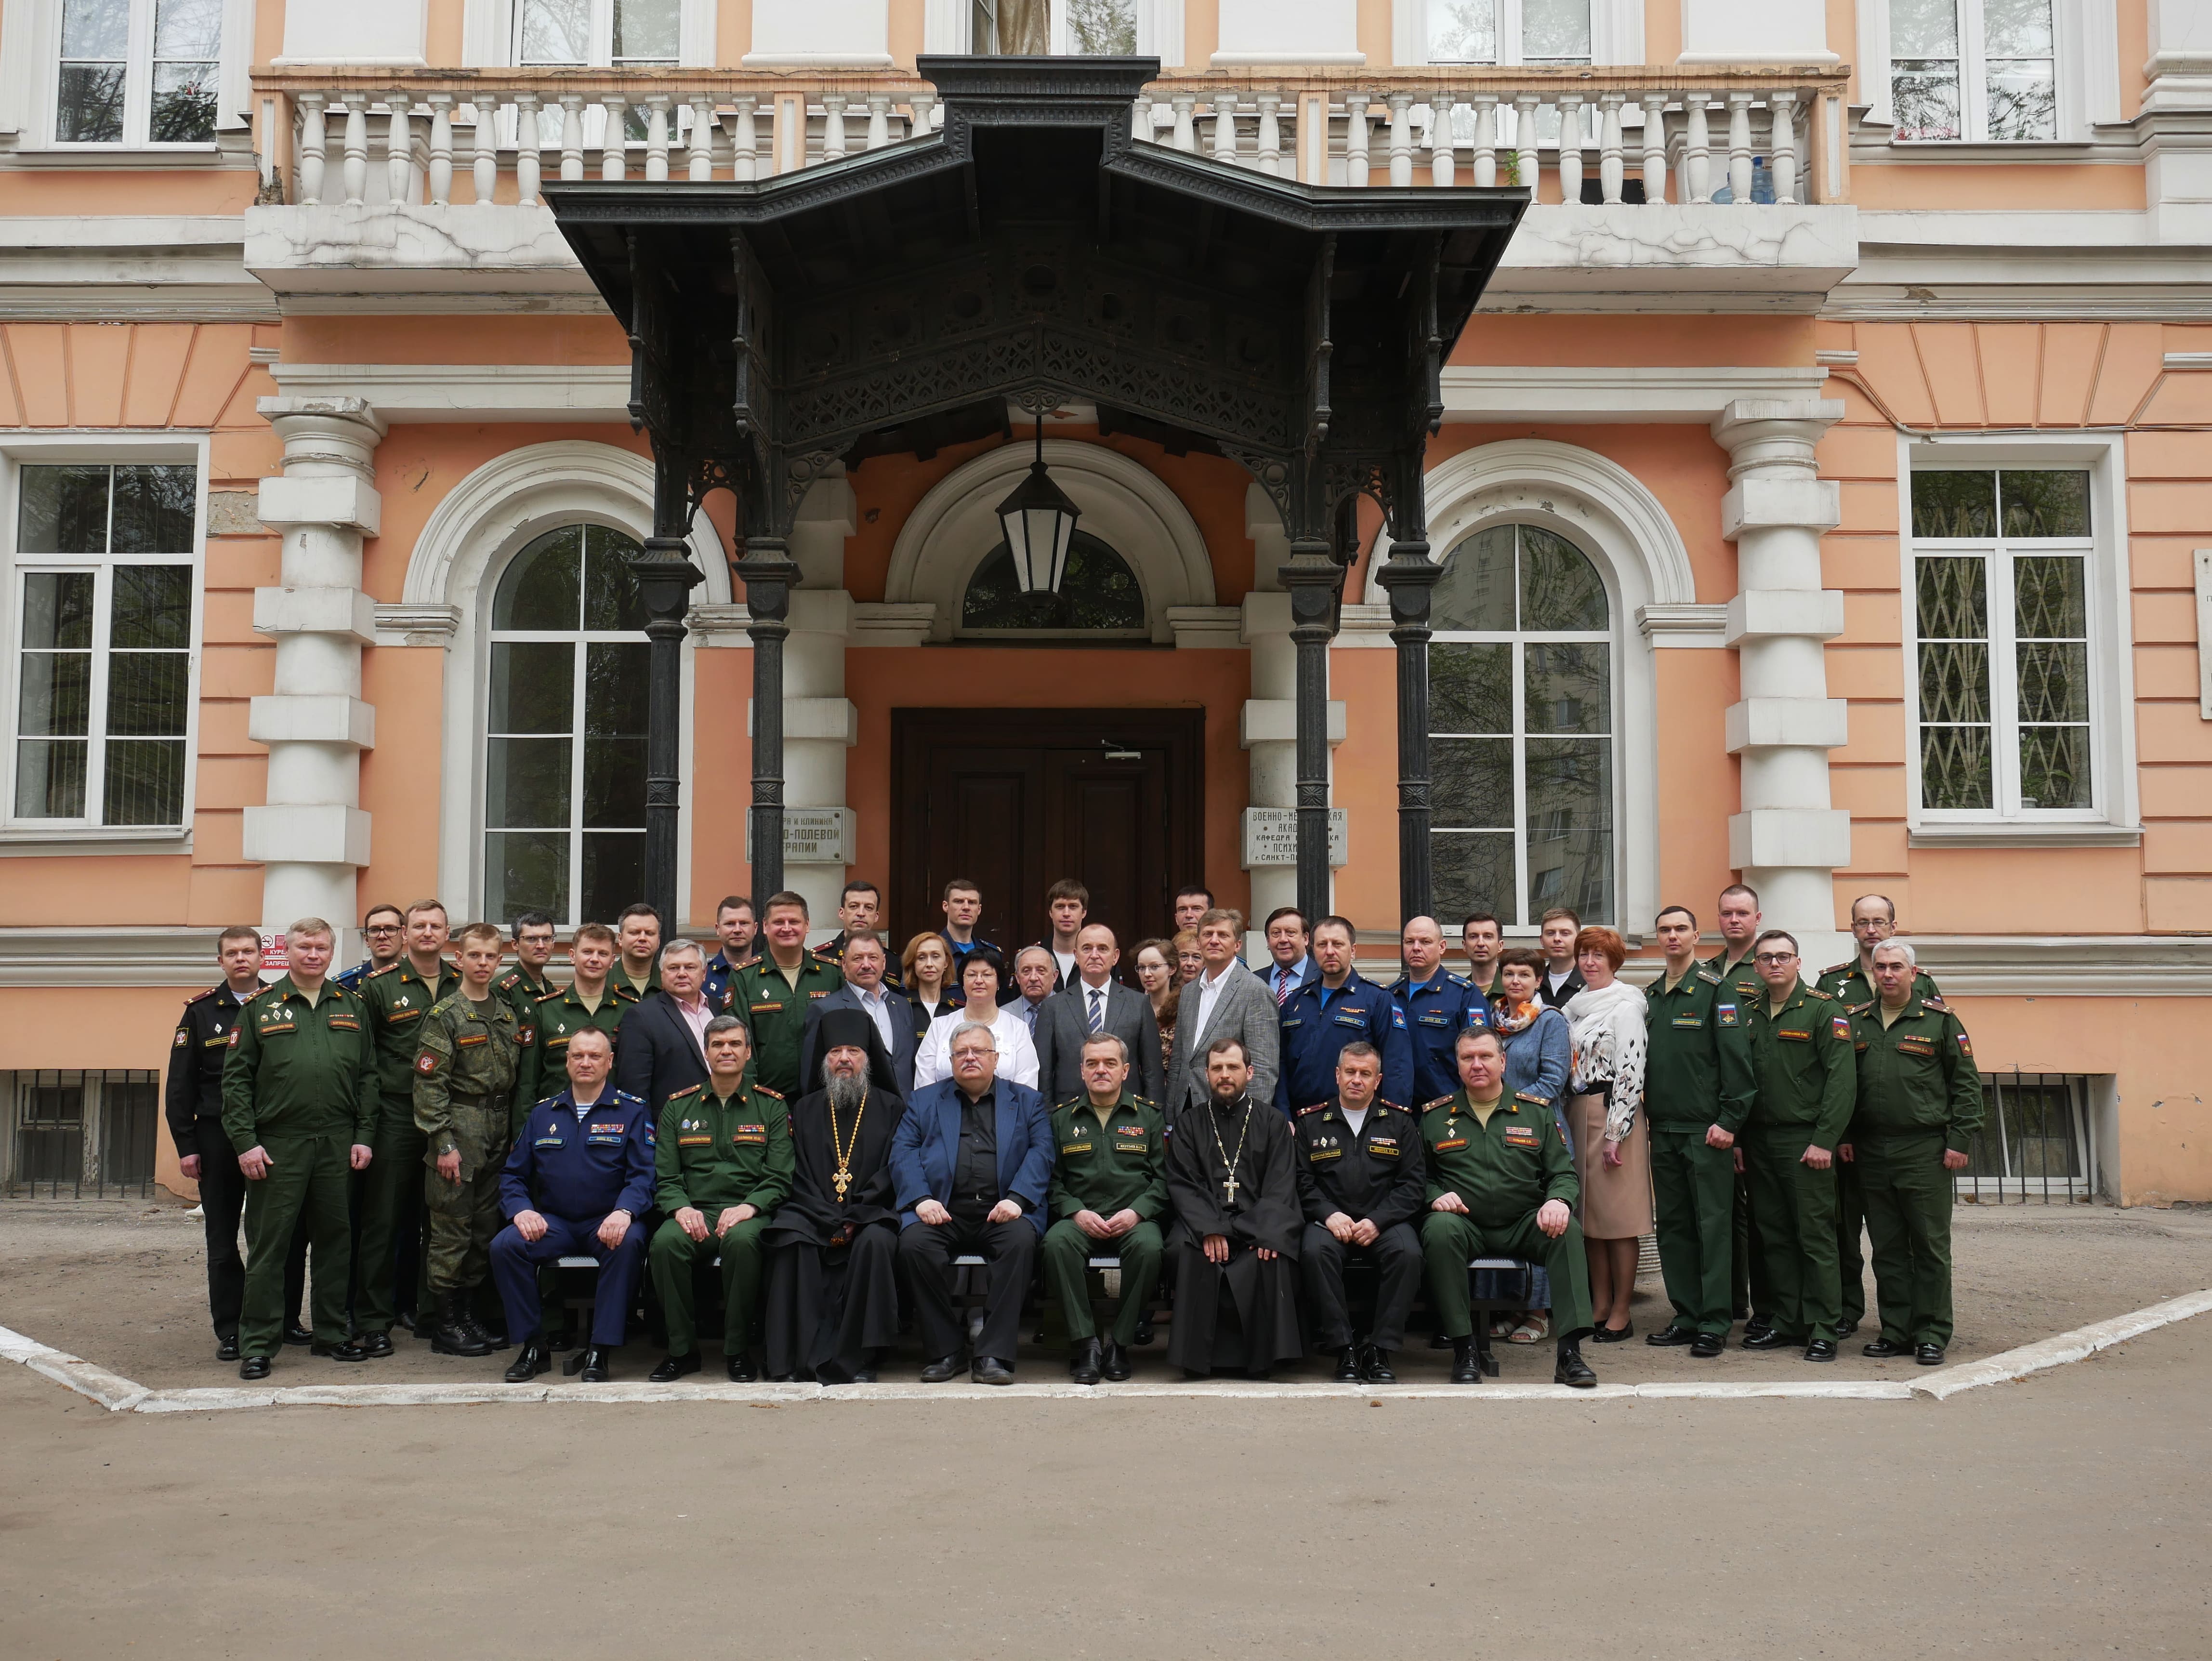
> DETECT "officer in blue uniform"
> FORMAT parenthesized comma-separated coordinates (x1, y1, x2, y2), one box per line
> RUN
(1389, 915, 1492, 1107)
(489, 1026, 655, 1384)
(1276, 915, 1413, 1115)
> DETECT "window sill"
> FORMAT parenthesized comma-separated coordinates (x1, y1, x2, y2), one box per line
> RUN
(0, 825, 191, 857)
(0, 131, 255, 171)
(1908, 822, 2141, 849)
(1850, 136, 2135, 166)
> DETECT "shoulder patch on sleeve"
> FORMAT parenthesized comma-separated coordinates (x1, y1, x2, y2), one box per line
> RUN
(415, 1051, 440, 1074)
(1831, 1015, 1851, 1040)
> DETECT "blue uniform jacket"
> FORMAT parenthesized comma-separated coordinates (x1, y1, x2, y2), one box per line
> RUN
(1497, 1007, 1574, 1149)
(501, 1087, 657, 1222)
(1390, 970, 1493, 1105)
(1275, 970, 1413, 1116)
(890, 1077, 1054, 1239)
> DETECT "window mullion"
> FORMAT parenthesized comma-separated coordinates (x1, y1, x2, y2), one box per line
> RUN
(593, 0, 616, 67)
(1989, 542, 2022, 816)
(1501, 0, 1524, 66)
(570, 638, 588, 925)
(1958, 0, 1988, 141)
(125, 0, 154, 149)
(1511, 638, 1528, 926)
(87, 565, 113, 827)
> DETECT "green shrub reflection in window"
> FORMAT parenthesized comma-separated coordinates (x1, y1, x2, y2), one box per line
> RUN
(961, 532, 1146, 633)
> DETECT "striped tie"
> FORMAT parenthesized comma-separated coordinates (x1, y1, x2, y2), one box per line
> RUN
(1276, 967, 1294, 1006)
(1088, 988, 1105, 1033)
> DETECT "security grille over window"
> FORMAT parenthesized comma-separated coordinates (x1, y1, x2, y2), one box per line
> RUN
(1426, 523, 1614, 926)
(1891, 0, 2056, 142)
(56, 0, 220, 145)
(1958, 1071, 2101, 1204)
(960, 531, 1145, 636)
(484, 524, 650, 926)
(2, 1070, 159, 1199)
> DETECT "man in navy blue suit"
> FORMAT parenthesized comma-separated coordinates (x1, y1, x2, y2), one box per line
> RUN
(891, 1019, 1054, 1385)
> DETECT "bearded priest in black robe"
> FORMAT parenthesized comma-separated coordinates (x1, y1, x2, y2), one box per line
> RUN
(762, 1011, 906, 1383)
(1164, 1037, 1304, 1379)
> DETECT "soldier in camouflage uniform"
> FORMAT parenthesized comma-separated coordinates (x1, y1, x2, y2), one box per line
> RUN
(413, 922, 527, 1357)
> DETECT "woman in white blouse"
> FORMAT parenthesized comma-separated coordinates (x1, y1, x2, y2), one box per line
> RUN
(1563, 926, 1649, 1343)
(912, 947, 1040, 1092)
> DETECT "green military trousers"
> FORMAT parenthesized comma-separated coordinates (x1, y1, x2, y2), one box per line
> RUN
(1041, 1219, 1164, 1345)
(650, 1213, 771, 1358)
(356, 1097, 427, 1332)
(1836, 1157, 1869, 1328)
(240, 1134, 353, 1358)
(1742, 1130, 1841, 1342)
(424, 1103, 509, 1296)
(1856, 1133, 1957, 1348)
(1419, 1209, 1593, 1343)
(1649, 1129, 1738, 1336)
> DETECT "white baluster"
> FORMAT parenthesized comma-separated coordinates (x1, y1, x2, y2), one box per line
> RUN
(1344, 94, 1371, 187)
(1387, 92, 1413, 187)
(297, 93, 327, 206)
(822, 94, 848, 161)
(688, 95, 715, 180)
(1770, 89, 1799, 204)
(515, 94, 542, 204)
(383, 93, 412, 204)
(1256, 92, 1281, 176)
(602, 96, 628, 181)
(1726, 91, 1753, 204)
(1514, 92, 1539, 192)
(1471, 94, 1497, 188)
(1641, 93, 1667, 203)
(643, 94, 671, 181)
(908, 90, 935, 145)
(1131, 97, 1149, 144)
(342, 93, 369, 206)
(559, 92, 586, 180)
(1213, 92, 1238, 165)
(1431, 94, 1456, 187)
(866, 92, 891, 150)
(426, 93, 454, 204)
(1599, 92, 1624, 203)
(1171, 92, 1196, 152)
(1685, 94, 1711, 202)
(731, 96, 758, 180)
(1558, 96, 1584, 204)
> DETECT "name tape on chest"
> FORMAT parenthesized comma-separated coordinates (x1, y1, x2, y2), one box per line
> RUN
(1503, 1126, 1541, 1149)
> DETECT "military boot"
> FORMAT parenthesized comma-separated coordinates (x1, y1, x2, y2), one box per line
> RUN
(428, 1290, 492, 1357)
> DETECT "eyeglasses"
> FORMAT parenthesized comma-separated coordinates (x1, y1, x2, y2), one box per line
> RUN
(363, 924, 403, 936)
(1754, 952, 1797, 965)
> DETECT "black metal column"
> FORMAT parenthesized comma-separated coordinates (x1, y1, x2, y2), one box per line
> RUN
(634, 450, 704, 932)
(736, 534, 800, 900)
(1375, 466, 1438, 922)
(1282, 536, 1340, 923)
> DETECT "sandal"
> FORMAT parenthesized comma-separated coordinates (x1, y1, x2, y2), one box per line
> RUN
(1488, 1314, 1517, 1339)
(1507, 1313, 1550, 1344)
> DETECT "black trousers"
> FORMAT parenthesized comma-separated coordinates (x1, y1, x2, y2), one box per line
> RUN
(896, 1215, 1037, 1365)
(1300, 1220, 1423, 1352)
(191, 1118, 309, 1341)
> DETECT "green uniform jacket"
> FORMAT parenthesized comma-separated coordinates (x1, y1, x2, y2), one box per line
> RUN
(495, 964, 555, 1029)
(360, 959, 460, 1105)
(1644, 963, 1758, 1134)
(1846, 994, 1984, 1152)
(727, 954, 844, 1099)
(1816, 960, 1941, 1006)
(1703, 948, 1760, 1008)
(219, 977, 379, 1151)
(1744, 979, 1857, 1149)
(1047, 1094, 1168, 1222)
(654, 1080, 793, 1215)
(1421, 1088, 1578, 1226)
(516, 981, 640, 1121)
(411, 990, 524, 1166)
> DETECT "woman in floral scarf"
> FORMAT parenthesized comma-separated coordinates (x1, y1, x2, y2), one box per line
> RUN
(1564, 927, 1650, 1342)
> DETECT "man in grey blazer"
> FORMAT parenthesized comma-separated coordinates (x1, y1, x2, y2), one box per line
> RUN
(797, 934, 918, 1097)
(1170, 909, 1280, 1110)
(1034, 924, 1165, 1104)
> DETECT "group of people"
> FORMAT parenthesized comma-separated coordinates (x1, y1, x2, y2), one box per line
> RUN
(172, 872, 1983, 1387)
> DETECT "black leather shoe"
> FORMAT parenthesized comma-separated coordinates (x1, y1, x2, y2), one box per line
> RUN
(727, 1352, 758, 1383)
(1331, 1345, 1361, 1383)
(919, 1353, 964, 1384)
(1429, 1331, 1452, 1349)
(504, 1341, 551, 1384)
(354, 1330, 394, 1359)
(283, 1322, 313, 1346)
(238, 1355, 272, 1381)
(1915, 1343, 1946, 1366)
(215, 1334, 241, 1362)
(1449, 1338, 1482, 1384)
(312, 1338, 369, 1362)
(1360, 1345, 1397, 1384)
(1804, 1338, 1838, 1363)
(1645, 1326, 1698, 1347)
(1862, 1336, 1913, 1358)
(1133, 1313, 1155, 1346)
(1100, 1340, 1132, 1382)
(1835, 1318, 1861, 1339)
(428, 1292, 492, 1358)
(1591, 1322, 1634, 1345)
(1743, 1317, 1775, 1342)
(1691, 1333, 1726, 1358)
(578, 1345, 613, 1382)
(973, 1356, 1016, 1385)
(1741, 1326, 1798, 1350)
(1554, 1346, 1597, 1388)
(648, 1351, 701, 1383)
(1069, 1338, 1102, 1386)
(395, 1308, 419, 1335)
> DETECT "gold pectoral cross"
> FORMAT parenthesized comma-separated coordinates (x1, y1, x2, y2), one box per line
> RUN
(1221, 1171, 1239, 1207)
(832, 1169, 852, 1199)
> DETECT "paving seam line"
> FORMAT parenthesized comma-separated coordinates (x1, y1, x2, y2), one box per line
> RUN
(3, 1288, 2205, 1414)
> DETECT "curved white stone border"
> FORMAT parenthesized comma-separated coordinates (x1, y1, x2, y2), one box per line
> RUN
(5, 1287, 2207, 1413)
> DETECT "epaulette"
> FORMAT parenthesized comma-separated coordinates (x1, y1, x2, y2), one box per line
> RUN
(1847, 1000, 1874, 1016)
(609, 1088, 645, 1106)
(1130, 1094, 1153, 1107)
(666, 1083, 703, 1102)
(734, 954, 761, 970)
(496, 969, 520, 987)
(1696, 967, 1721, 985)
(536, 986, 568, 1004)
(1445, 971, 1471, 987)
(1514, 1090, 1547, 1106)
(1297, 1103, 1330, 1116)
(185, 986, 218, 1005)
(752, 1084, 784, 1100)
(1922, 995, 1950, 1013)
(1821, 961, 1854, 976)
(1422, 1094, 1456, 1114)
(366, 962, 400, 979)
(613, 983, 642, 1002)
(1805, 987, 1834, 1002)
(1377, 1097, 1404, 1112)
(1056, 1094, 1085, 1109)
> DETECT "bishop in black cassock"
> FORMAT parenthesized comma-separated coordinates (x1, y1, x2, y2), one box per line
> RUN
(1164, 1051, 1304, 1378)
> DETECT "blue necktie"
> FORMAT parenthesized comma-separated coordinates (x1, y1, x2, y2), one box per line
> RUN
(1088, 987, 1105, 1033)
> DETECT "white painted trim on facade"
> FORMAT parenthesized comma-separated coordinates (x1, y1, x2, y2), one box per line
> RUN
(1439, 364, 1831, 424)
(272, 362, 634, 423)
(2197, 550, 2212, 721)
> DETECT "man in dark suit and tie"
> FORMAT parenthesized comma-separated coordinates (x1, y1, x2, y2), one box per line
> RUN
(1260, 907, 1321, 1010)
(891, 1020, 1054, 1385)
(612, 939, 714, 1115)
(797, 933, 917, 1096)
(1034, 923, 1164, 1104)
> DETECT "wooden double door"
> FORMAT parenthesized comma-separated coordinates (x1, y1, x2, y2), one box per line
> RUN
(890, 708, 1206, 959)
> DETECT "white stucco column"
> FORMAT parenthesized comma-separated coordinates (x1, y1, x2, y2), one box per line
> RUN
(1713, 397, 1849, 966)
(771, 474, 857, 929)
(245, 396, 385, 950)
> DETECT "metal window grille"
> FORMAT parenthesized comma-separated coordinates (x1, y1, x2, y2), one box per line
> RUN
(1, 1069, 159, 1199)
(1957, 1070, 2099, 1205)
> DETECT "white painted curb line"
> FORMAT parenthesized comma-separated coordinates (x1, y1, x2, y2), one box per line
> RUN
(1909, 1286, 2212, 1401)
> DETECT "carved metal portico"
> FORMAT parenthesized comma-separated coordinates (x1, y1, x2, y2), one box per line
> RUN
(545, 56, 1524, 927)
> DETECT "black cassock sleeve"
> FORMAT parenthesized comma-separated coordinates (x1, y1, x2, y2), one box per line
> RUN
(1164, 1102, 1228, 1239)
(1166, 1100, 1303, 1258)
(1231, 1108, 1304, 1258)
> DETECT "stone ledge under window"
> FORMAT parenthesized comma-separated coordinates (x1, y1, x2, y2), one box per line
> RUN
(1908, 821, 2143, 849)
(0, 825, 191, 857)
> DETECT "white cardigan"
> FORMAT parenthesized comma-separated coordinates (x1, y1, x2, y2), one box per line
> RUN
(1564, 979, 1648, 1143)
(912, 1005, 1040, 1092)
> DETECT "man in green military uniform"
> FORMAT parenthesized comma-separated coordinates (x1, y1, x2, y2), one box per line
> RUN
(647, 1015, 793, 1382)
(1417, 1027, 1595, 1388)
(413, 921, 526, 1358)
(354, 898, 459, 1351)
(220, 917, 379, 1379)
(1643, 905, 1757, 1356)
(1816, 893, 1940, 1338)
(1740, 928, 1856, 1362)
(1703, 883, 1772, 1337)
(728, 891, 843, 1099)
(1845, 939, 1981, 1365)
(515, 922, 637, 1121)
(497, 910, 559, 1026)
(1042, 1030, 1167, 1385)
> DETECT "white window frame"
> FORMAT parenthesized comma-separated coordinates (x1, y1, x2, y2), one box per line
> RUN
(0, 0, 250, 156)
(0, 435, 206, 848)
(1395, 0, 1638, 66)
(461, 0, 713, 69)
(924, 0, 1180, 59)
(1899, 433, 2138, 847)
(1857, 0, 2120, 143)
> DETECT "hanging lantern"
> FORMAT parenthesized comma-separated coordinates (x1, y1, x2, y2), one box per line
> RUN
(994, 415, 1080, 595)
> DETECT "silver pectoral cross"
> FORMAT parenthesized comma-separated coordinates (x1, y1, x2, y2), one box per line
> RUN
(1221, 1171, 1239, 1207)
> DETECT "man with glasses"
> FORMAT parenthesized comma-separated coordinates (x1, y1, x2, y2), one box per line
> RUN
(497, 912, 560, 1028)
(338, 905, 405, 993)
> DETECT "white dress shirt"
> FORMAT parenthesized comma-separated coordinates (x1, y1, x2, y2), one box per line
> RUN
(852, 981, 896, 1054)
(913, 1006, 1040, 1091)
(1193, 962, 1235, 1038)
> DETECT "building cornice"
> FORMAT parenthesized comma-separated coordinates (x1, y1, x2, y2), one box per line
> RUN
(0, 928, 229, 988)
(274, 362, 634, 423)
(1439, 364, 1830, 424)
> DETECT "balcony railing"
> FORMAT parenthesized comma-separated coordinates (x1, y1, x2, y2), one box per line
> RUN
(249, 64, 1852, 212)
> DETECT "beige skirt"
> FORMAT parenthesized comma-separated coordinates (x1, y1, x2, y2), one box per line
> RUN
(1570, 1090, 1653, 1241)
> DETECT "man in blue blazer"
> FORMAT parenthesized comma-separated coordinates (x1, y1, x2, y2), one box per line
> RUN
(797, 934, 917, 1097)
(891, 1018, 1054, 1385)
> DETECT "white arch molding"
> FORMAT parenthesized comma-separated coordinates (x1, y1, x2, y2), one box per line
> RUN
(885, 439, 1217, 644)
(1367, 437, 1694, 934)
(401, 440, 732, 926)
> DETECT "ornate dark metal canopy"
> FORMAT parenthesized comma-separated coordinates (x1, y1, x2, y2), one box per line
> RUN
(546, 57, 1525, 925)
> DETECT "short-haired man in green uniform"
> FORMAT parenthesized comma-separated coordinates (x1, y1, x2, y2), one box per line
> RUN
(1418, 1027, 1596, 1388)
(1042, 1030, 1167, 1386)
(1704, 883, 1770, 1338)
(1844, 939, 1981, 1365)
(220, 917, 379, 1379)
(516, 922, 638, 1123)
(1642, 905, 1757, 1357)
(727, 891, 844, 1099)
(647, 1014, 793, 1383)
(1816, 893, 1941, 1338)
(413, 921, 526, 1358)
(1739, 929, 1856, 1363)
(497, 911, 560, 1025)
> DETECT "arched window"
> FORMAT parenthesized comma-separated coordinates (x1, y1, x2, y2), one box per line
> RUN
(1428, 522, 1615, 926)
(483, 524, 648, 924)
(960, 531, 1146, 636)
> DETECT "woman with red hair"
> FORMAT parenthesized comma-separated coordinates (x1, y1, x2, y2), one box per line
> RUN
(1564, 926, 1649, 1342)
